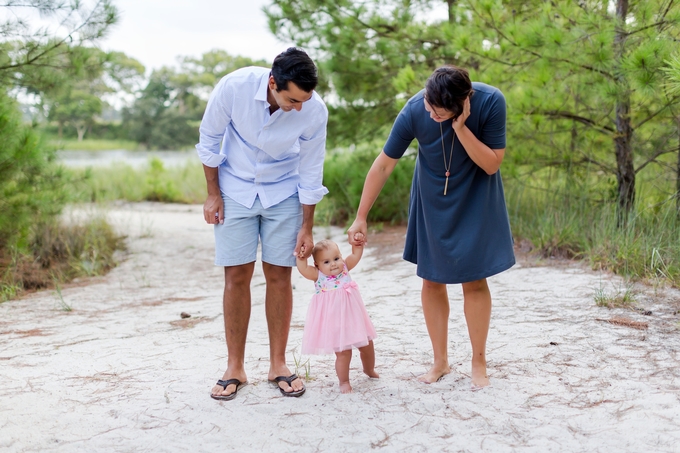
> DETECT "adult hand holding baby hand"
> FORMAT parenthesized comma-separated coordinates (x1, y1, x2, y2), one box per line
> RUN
(347, 219, 367, 246)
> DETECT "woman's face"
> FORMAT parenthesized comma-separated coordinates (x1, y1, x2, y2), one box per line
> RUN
(314, 244, 343, 275)
(423, 98, 456, 123)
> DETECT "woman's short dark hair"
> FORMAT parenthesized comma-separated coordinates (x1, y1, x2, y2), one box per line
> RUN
(425, 66, 473, 118)
(271, 47, 318, 93)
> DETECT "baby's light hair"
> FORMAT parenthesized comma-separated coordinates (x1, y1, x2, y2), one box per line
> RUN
(312, 239, 337, 262)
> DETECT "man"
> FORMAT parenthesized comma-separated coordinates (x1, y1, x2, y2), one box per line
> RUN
(197, 47, 328, 400)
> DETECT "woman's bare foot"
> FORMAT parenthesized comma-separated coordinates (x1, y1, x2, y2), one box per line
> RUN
(363, 367, 379, 379)
(470, 359, 490, 390)
(417, 364, 451, 384)
(339, 381, 353, 393)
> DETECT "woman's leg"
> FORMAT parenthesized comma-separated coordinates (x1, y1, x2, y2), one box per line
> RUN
(335, 350, 353, 393)
(418, 279, 452, 383)
(462, 278, 492, 389)
(358, 341, 379, 378)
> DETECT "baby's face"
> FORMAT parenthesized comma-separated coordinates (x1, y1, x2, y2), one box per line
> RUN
(314, 245, 343, 276)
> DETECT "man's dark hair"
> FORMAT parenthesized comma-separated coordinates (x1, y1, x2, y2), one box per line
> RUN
(271, 47, 318, 93)
(425, 65, 473, 118)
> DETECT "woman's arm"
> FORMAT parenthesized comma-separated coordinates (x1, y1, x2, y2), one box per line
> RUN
(295, 256, 319, 281)
(347, 151, 399, 246)
(453, 97, 506, 175)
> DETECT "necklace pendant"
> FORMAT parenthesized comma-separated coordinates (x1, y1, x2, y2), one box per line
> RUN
(444, 176, 449, 196)
(445, 171, 450, 177)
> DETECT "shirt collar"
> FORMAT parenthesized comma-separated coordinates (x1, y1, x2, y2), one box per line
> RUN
(255, 72, 270, 105)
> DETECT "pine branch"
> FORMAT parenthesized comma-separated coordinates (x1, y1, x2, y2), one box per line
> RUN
(542, 110, 615, 134)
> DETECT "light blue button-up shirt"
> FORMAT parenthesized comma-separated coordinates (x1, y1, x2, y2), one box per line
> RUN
(196, 66, 329, 209)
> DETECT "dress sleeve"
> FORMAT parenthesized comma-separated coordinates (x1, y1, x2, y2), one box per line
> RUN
(383, 101, 416, 159)
(480, 90, 506, 150)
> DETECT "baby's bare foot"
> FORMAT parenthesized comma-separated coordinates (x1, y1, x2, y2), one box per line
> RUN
(339, 381, 353, 394)
(417, 364, 451, 384)
(363, 368, 379, 379)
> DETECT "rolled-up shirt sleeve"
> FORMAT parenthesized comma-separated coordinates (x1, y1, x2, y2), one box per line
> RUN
(196, 78, 231, 168)
(297, 110, 329, 205)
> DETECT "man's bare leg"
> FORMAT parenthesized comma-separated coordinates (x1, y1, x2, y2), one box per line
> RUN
(262, 262, 304, 393)
(211, 263, 255, 398)
(418, 279, 452, 383)
(462, 278, 492, 389)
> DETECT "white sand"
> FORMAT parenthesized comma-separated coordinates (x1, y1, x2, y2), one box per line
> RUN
(1, 202, 679, 453)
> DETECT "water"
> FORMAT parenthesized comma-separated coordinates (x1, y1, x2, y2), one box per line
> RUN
(57, 149, 198, 169)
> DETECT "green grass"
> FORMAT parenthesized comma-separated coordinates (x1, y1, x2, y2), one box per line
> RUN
(61, 144, 680, 289)
(51, 139, 140, 151)
(67, 157, 206, 204)
(506, 181, 680, 287)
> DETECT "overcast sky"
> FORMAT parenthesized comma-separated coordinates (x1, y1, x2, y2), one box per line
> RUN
(99, 0, 290, 72)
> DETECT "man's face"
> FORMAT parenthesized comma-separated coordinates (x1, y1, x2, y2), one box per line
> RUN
(423, 98, 456, 123)
(269, 77, 313, 112)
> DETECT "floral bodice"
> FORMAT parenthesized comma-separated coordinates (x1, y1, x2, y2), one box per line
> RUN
(315, 263, 355, 294)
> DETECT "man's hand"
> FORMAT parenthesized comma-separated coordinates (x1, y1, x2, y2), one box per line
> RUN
(294, 228, 314, 259)
(452, 96, 471, 133)
(347, 218, 368, 246)
(203, 193, 224, 224)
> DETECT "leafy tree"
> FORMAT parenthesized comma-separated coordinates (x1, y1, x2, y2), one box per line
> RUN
(267, 0, 680, 220)
(0, 1, 118, 250)
(122, 50, 268, 149)
(39, 49, 145, 140)
(453, 0, 680, 220)
(266, 0, 464, 147)
(0, 0, 118, 93)
(0, 90, 67, 250)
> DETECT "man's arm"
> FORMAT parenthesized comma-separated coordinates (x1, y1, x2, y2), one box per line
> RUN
(203, 165, 223, 224)
(197, 77, 232, 224)
(294, 204, 316, 259)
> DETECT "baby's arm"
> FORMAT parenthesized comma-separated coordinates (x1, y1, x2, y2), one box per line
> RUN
(296, 256, 319, 281)
(344, 233, 365, 271)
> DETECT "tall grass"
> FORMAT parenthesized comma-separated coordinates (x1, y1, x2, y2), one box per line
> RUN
(317, 143, 415, 225)
(68, 157, 206, 204)
(1, 216, 125, 301)
(506, 182, 680, 287)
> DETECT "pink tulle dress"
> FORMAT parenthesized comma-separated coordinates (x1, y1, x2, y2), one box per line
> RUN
(301, 263, 377, 355)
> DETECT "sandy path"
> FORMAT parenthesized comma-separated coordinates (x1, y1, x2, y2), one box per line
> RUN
(1, 203, 679, 452)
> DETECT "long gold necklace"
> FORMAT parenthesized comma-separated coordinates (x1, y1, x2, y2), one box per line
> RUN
(439, 122, 454, 195)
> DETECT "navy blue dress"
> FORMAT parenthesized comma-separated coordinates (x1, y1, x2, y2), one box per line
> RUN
(383, 83, 515, 284)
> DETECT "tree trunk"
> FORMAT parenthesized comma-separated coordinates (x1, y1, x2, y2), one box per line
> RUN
(76, 124, 87, 141)
(614, 0, 635, 222)
(446, 0, 456, 24)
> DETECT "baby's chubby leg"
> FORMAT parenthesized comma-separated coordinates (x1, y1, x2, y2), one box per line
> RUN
(335, 350, 353, 393)
(359, 341, 379, 378)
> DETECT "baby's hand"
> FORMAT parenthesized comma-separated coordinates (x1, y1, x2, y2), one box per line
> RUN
(353, 232, 366, 246)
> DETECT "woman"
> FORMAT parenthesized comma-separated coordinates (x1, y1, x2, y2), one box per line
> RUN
(347, 66, 515, 389)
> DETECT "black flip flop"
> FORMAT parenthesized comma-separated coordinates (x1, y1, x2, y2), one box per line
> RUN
(270, 374, 306, 397)
(211, 378, 245, 401)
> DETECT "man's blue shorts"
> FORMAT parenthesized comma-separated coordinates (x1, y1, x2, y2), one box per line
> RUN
(214, 194, 302, 267)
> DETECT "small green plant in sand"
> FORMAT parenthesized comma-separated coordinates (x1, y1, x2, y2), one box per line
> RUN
(293, 351, 312, 381)
(594, 282, 637, 308)
(54, 283, 72, 311)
